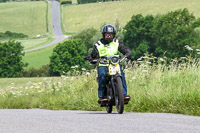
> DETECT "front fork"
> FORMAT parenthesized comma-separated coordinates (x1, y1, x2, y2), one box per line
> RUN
(110, 74, 122, 99)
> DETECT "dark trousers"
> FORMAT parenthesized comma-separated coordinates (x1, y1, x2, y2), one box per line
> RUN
(98, 66, 127, 98)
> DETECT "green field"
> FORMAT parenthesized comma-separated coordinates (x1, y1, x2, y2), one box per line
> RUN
(17, 37, 53, 51)
(0, 1, 54, 68)
(62, 0, 200, 33)
(0, 1, 47, 37)
(23, 44, 56, 69)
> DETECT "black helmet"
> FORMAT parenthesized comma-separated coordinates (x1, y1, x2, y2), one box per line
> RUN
(101, 24, 116, 43)
(102, 24, 116, 35)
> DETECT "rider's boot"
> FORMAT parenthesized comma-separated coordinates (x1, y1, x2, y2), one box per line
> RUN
(124, 95, 130, 100)
(124, 95, 130, 104)
(98, 97, 108, 104)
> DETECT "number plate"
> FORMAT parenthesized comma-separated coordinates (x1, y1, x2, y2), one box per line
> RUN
(109, 64, 120, 75)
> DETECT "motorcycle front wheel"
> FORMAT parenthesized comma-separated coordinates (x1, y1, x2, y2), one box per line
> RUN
(114, 77, 124, 114)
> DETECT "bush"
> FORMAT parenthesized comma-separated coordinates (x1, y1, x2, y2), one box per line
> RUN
(72, 28, 98, 54)
(77, 0, 122, 4)
(123, 8, 200, 60)
(0, 41, 27, 78)
(23, 65, 50, 77)
(60, 0, 72, 5)
(0, 31, 28, 40)
(49, 39, 89, 76)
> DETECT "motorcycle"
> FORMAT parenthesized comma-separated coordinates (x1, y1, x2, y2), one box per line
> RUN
(90, 55, 130, 114)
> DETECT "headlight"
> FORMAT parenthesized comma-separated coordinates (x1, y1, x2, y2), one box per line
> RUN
(111, 57, 119, 64)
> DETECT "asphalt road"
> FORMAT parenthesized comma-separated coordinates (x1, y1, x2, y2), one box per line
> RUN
(25, 0, 71, 53)
(0, 109, 200, 133)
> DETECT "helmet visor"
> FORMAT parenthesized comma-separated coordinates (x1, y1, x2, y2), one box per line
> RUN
(105, 33, 114, 39)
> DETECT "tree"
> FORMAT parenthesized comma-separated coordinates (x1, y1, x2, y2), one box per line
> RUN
(0, 41, 27, 78)
(123, 8, 200, 59)
(152, 9, 200, 58)
(72, 28, 98, 54)
(49, 39, 89, 76)
(123, 14, 155, 59)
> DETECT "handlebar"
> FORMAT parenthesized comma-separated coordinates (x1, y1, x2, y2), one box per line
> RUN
(89, 55, 128, 64)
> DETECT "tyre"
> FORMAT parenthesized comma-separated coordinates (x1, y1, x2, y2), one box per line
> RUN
(114, 77, 124, 114)
(106, 105, 113, 113)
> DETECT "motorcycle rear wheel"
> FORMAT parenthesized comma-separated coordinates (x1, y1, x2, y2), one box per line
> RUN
(106, 105, 113, 113)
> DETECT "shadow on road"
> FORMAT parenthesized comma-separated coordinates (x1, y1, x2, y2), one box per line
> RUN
(77, 112, 119, 115)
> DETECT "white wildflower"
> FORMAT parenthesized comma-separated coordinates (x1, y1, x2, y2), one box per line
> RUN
(181, 57, 186, 59)
(75, 65, 79, 68)
(142, 70, 148, 73)
(91, 88, 94, 90)
(10, 86, 15, 89)
(143, 56, 149, 59)
(35, 86, 40, 89)
(82, 68, 86, 71)
(137, 57, 142, 61)
(197, 52, 200, 55)
(159, 58, 165, 62)
(61, 75, 66, 78)
(132, 77, 136, 80)
(184, 45, 193, 51)
(86, 72, 91, 76)
(71, 66, 75, 69)
(140, 64, 147, 67)
(196, 49, 200, 52)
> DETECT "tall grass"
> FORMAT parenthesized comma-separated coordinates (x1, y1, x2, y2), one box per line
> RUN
(0, 1, 47, 37)
(1, 57, 200, 116)
(62, 0, 200, 33)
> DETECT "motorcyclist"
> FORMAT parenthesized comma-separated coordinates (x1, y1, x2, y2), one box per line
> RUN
(85, 24, 132, 103)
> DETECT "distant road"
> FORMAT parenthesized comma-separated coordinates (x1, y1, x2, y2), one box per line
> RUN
(25, 0, 71, 53)
(0, 109, 200, 133)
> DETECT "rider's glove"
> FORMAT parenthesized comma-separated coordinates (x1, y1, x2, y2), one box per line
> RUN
(125, 53, 132, 60)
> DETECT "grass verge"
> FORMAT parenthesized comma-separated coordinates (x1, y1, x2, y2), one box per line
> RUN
(1, 57, 200, 116)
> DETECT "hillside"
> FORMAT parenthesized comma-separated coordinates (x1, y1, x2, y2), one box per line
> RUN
(62, 0, 200, 33)
(0, 1, 47, 37)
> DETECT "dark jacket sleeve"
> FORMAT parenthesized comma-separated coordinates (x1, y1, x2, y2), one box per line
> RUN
(118, 40, 132, 58)
(90, 44, 99, 59)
